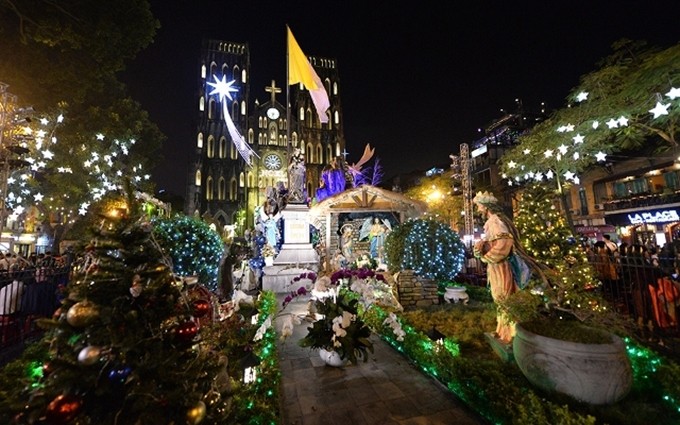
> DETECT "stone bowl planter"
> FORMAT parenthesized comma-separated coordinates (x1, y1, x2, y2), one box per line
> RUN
(444, 286, 469, 304)
(513, 322, 632, 405)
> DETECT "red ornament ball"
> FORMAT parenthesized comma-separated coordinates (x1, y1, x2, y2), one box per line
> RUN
(46, 394, 83, 424)
(175, 320, 199, 343)
(192, 299, 211, 318)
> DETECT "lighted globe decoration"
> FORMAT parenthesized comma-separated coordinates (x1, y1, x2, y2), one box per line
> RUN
(152, 216, 223, 291)
(385, 218, 465, 281)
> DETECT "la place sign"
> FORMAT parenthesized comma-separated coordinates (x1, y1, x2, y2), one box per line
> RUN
(627, 209, 680, 224)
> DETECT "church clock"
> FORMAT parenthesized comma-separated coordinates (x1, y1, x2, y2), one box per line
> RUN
(266, 107, 280, 120)
(263, 153, 282, 170)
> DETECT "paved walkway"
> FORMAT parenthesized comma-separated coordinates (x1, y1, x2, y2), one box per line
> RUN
(276, 296, 487, 425)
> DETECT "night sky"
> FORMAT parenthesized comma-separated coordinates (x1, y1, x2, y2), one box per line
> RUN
(122, 0, 680, 197)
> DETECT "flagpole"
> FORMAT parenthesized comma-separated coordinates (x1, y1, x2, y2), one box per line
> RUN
(285, 25, 292, 177)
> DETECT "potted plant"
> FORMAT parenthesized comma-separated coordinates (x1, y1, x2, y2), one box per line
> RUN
(298, 291, 374, 365)
(498, 186, 633, 405)
(440, 281, 469, 304)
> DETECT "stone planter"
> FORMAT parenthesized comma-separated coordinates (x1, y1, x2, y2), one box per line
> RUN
(319, 348, 346, 367)
(513, 322, 632, 405)
(444, 286, 469, 304)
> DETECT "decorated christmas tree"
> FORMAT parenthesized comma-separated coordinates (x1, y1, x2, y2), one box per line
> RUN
(9, 192, 233, 424)
(513, 183, 603, 321)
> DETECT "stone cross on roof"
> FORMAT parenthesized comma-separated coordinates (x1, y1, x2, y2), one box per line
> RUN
(265, 80, 281, 104)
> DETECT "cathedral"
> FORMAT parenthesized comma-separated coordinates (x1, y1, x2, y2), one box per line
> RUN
(185, 38, 346, 233)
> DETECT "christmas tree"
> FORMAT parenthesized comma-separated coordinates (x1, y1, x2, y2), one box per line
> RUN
(514, 183, 602, 321)
(9, 193, 233, 424)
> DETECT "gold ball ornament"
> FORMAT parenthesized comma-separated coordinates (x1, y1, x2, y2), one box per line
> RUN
(66, 301, 99, 328)
(186, 400, 206, 424)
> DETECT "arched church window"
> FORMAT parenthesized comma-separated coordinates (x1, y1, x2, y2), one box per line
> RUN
(306, 143, 313, 163)
(230, 179, 237, 200)
(195, 170, 201, 186)
(207, 136, 215, 158)
(239, 172, 245, 188)
(219, 137, 227, 158)
(334, 110, 340, 125)
(208, 98, 216, 120)
(316, 144, 323, 164)
(201, 64, 206, 79)
(206, 177, 213, 200)
(218, 177, 226, 200)
(333, 81, 338, 95)
(248, 128, 254, 144)
(268, 122, 277, 145)
(199, 96, 204, 112)
(241, 69, 247, 83)
(197, 132, 203, 149)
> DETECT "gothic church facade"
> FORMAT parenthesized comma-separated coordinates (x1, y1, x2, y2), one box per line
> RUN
(185, 39, 346, 233)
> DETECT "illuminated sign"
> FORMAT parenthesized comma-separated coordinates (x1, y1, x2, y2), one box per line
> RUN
(627, 210, 680, 224)
(471, 145, 488, 158)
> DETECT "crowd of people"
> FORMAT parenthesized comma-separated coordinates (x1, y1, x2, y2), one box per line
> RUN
(585, 235, 680, 331)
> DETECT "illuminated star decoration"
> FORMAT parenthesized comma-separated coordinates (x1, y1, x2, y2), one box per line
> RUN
(649, 102, 670, 119)
(595, 151, 607, 162)
(576, 91, 589, 102)
(666, 87, 680, 100)
(572, 134, 584, 145)
(207, 74, 259, 166)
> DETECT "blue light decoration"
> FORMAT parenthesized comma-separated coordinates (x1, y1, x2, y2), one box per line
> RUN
(152, 216, 223, 290)
(207, 74, 259, 166)
(399, 219, 466, 281)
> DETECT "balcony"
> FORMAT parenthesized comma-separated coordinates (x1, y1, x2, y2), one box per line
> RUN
(603, 191, 680, 212)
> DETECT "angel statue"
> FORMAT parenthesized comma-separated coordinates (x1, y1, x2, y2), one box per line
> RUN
(360, 217, 392, 261)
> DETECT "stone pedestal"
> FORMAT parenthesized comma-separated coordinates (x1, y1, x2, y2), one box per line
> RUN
(262, 265, 316, 293)
(262, 203, 318, 293)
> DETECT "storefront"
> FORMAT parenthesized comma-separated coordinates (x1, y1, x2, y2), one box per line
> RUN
(574, 224, 617, 245)
(604, 207, 680, 247)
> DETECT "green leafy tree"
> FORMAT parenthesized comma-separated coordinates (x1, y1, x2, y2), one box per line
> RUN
(385, 218, 466, 281)
(0, 1, 164, 251)
(404, 171, 464, 230)
(153, 215, 224, 291)
(501, 40, 680, 212)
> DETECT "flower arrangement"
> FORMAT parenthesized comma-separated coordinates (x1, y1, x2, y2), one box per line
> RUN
(298, 291, 374, 364)
(278, 269, 404, 364)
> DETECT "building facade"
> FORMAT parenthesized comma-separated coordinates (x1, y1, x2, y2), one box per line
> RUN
(567, 146, 680, 248)
(186, 39, 346, 233)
